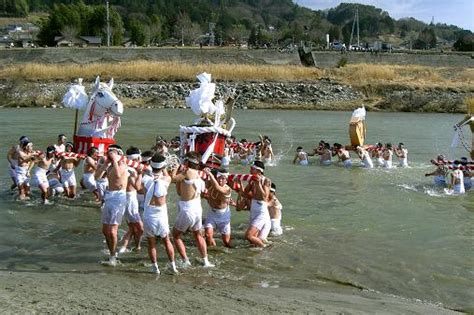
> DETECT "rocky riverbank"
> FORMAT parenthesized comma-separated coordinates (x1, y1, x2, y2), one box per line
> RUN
(0, 79, 470, 112)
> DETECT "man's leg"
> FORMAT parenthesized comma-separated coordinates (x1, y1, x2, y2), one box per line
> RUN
(162, 236, 178, 274)
(172, 228, 188, 261)
(193, 229, 208, 258)
(221, 233, 231, 248)
(132, 221, 143, 250)
(204, 227, 216, 247)
(102, 224, 119, 256)
(147, 237, 157, 263)
(245, 225, 265, 247)
(193, 230, 214, 267)
(39, 183, 49, 203)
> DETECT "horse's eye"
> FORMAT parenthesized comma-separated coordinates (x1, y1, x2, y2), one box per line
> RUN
(97, 91, 104, 97)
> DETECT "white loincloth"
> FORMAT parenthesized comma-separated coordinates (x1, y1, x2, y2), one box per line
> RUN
(143, 204, 170, 238)
(101, 190, 127, 225)
(15, 165, 30, 186)
(33, 167, 49, 187)
(399, 157, 408, 167)
(362, 157, 373, 168)
(270, 218, 283, 236)
(383, 159, 393, 169)
(453, 183, 465, 194)
(125, 191, 141, 223)
(82, 172, 97, 192)
(174, 198, 203, 232)
(60, 169, 76, 188)
(204, 206, 231, 235)
(320, 159, 332, 166)
(250, 199, 271, 241)
(299, 159, 309, 166)
(48, 178, 64, 195)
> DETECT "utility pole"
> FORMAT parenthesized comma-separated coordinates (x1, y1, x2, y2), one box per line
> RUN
(106, 1, 110, 46)
(349, 7, 359, 48)
(356, 8, 359, 46)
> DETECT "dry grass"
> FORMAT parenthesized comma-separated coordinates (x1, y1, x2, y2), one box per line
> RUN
(329, 63, 473, 89)
(0, 61, 472, 91)
(0, 61, 324, 82)
(465, 96, 474, 109)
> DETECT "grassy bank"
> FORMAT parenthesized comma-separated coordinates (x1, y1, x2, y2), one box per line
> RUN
(0, 61, 472, 91)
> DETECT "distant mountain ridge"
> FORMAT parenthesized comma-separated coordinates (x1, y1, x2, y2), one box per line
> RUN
(9, 0, 474, 48)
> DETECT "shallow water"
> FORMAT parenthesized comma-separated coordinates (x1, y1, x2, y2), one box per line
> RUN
(0, 108, 472, 311)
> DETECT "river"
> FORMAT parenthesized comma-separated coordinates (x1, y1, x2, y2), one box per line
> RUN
(0, 108, 472, 312)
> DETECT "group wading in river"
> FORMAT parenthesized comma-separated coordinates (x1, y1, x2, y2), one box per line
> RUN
(5, 73, 472, 274)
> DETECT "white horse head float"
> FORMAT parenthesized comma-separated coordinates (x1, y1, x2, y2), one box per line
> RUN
(83, 76, 123, 122)
(68, 76, 123, 138)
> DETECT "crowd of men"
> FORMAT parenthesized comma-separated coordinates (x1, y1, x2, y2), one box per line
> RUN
(6, 134, 283, 274)
(293, 141, 409, 169)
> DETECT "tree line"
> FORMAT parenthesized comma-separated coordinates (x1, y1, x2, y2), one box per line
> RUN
(2, 0, 473, 51)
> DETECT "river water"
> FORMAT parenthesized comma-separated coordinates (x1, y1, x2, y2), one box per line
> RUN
(0, 108, 472, 312)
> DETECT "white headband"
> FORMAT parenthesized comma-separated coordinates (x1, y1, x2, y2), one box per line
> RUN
(127, 154, 141, 160)
(186, 157, 200, 165)
(270, 188, 276, 193)
(251, 165, 264, 173)
(108, 148, 123, 155)
(217, 171, 229, 178)
(151, 161, 167, 169)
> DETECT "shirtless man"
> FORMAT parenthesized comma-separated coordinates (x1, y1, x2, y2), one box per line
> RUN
(81, 147, 100, 201)
(203, 168, 232, 248)
(221, 139, 232, 168)
(449, 162, 465, 194)
(334, 143, 352, 168)
(293, 147, 309, 166)
(425, 155, 449, 186)
(243, 160, 272, 247)
(58, 142, 81, 198)
(268, 183, 283, 236)
(32, 146, 56, 204)
(151, 136, 168, 155)
(318, 142, 332, 166)
(54, 134, 67, 153)
(118, 147, 144, 253)
(382, 143, 393, 169)
(16, 140, 38, 200)
(260, 136, 274, 165)
(6, 136, 29, 190)
(356, 146, 373, 168)
(95, 145, 129, 266)
(394, 143, 408, 167)
(371, 143, 384, 167)
(172, 151, 214, 268)
(143, 153, 178, 274)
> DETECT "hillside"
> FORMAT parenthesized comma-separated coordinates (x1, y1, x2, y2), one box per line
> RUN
(2, 0, 471, 50)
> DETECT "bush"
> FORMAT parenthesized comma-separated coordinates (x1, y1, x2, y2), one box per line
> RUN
(337, 57, 347, 68)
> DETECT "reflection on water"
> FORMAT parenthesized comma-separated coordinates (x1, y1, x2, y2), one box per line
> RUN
(0, 108, 472, 311)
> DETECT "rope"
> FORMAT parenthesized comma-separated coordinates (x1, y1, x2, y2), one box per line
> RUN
(454, 125, 472, 153)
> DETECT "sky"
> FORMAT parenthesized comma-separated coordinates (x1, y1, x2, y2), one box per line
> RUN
(296, 0, 474, 31)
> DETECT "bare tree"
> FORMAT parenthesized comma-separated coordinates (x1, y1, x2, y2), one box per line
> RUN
(174, 13, 202, 45)
(60, 25, 79, 41)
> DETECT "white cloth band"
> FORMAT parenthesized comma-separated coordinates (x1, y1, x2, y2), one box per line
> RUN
(127, 154, 141, 160)
(151, 161, 167, 169)
(217, 171, 229, 178)
(251, 165, 264, 173)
